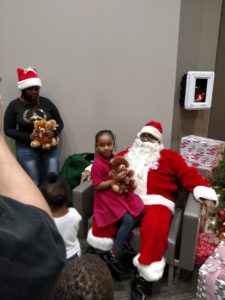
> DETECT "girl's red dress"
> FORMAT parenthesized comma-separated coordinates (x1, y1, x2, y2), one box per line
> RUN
(91, 154, 144, 228)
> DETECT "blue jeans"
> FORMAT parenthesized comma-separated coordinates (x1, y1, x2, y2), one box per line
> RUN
(16, 143, 60, 186)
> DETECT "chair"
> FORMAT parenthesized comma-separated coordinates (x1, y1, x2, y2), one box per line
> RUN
(73, 181, 201, 287)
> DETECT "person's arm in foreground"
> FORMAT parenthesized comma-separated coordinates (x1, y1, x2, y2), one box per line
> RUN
(0, 101, 52, 216)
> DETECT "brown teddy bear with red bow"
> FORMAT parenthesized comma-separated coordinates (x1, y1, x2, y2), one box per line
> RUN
(109, 156, 137, 194)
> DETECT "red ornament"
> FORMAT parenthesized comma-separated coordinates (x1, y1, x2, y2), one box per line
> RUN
(218, 224, 225, 232)
(217, 209, 225, 219)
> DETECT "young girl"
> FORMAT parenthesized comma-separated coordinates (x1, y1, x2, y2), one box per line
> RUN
(90, 130, 144, 275)
(40, 173, 82, 262)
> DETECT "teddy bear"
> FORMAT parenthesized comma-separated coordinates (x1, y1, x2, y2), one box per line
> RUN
(30, 119, 59, 150)
(109, 156, 137, 194)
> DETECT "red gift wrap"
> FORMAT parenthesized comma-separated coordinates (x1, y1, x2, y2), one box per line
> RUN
(180, 135, 225, 169)
(195, 232, 219, 266)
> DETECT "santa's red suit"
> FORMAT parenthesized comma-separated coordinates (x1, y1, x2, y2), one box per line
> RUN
(87, 121, 218, 282)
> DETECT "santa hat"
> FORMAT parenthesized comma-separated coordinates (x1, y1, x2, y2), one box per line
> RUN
(138, 121, 163, 142)
(17, 67, 42, 90)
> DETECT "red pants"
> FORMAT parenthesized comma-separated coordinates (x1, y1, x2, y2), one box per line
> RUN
(92, 217, 118, 238)
(138, 205, 172, 265)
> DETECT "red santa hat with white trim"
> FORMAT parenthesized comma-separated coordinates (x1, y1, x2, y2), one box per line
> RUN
(137, 120, 163, 142)
(17, 67, 42, 90)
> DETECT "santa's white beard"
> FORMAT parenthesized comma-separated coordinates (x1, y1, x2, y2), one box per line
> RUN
(125, 138, 164, 196)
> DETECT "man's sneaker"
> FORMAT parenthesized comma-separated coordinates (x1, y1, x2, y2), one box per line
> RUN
(131, 274, 153, 300)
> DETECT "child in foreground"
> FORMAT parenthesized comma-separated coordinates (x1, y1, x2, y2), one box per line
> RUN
(41, 173, 82, 262)
(88, 130, 144, 277)
(53, 253, 114, 300)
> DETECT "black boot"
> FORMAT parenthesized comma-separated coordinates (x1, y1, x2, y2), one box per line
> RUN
(131, 274, 153, 300)
(103, 250, 130, 280)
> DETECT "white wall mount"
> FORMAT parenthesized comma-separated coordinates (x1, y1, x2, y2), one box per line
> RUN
(180, 71, 215, 110)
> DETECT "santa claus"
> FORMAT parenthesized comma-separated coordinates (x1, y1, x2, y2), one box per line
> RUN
(84, 121, 217, 299)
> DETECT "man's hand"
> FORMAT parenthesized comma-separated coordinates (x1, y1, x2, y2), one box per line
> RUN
(81, 170, 91, 183)
(200, 198, 216, 215)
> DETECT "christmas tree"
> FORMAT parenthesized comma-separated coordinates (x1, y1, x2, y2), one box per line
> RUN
(210, 153, 225, 239)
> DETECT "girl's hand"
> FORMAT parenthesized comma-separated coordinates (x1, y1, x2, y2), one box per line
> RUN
(115, 170, 127, 182)
(124, 177, 130, 184)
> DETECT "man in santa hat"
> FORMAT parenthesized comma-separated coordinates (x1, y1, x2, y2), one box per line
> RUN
(82, 121, 217, 299)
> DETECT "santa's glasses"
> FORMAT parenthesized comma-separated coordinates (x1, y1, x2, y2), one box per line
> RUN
(140, 133, 158, 143)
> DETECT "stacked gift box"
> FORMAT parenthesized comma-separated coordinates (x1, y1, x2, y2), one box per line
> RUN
(180, 135, 225, 180)
(196, 239, 225, 299)
(195, 232, 220, 266)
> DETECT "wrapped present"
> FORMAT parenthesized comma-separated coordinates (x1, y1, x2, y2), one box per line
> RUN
(180, 135, 225, 169)
(195, 232, 219, 265)
(197, 165, 214, 181)
(187, 161, 214, 180)
(196, 240, 225, 299)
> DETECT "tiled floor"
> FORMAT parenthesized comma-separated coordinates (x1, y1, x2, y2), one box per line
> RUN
(80, 239, 199, 300)
(113, 267, 198, 300)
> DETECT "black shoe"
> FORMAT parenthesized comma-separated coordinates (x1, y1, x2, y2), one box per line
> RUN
(84, 246, 96, 254)
(84, 246, 105, 258)
(103, 251, 130, 280)
(123, 241, 136, 256)
(103, 251, 127, 272)
(131, 274, 152, 300)
(122, 242, 137, 269)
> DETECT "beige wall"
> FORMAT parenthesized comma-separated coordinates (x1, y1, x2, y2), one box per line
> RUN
(0, 0, 181, 164)
(171, 0, 222, 151)
(0, 0, 222, 166)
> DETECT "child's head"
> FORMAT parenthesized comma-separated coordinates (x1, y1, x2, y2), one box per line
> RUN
(52, 253, 114, 300)
(40, 173, 69, 212)
(95, 129, 116, 157)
